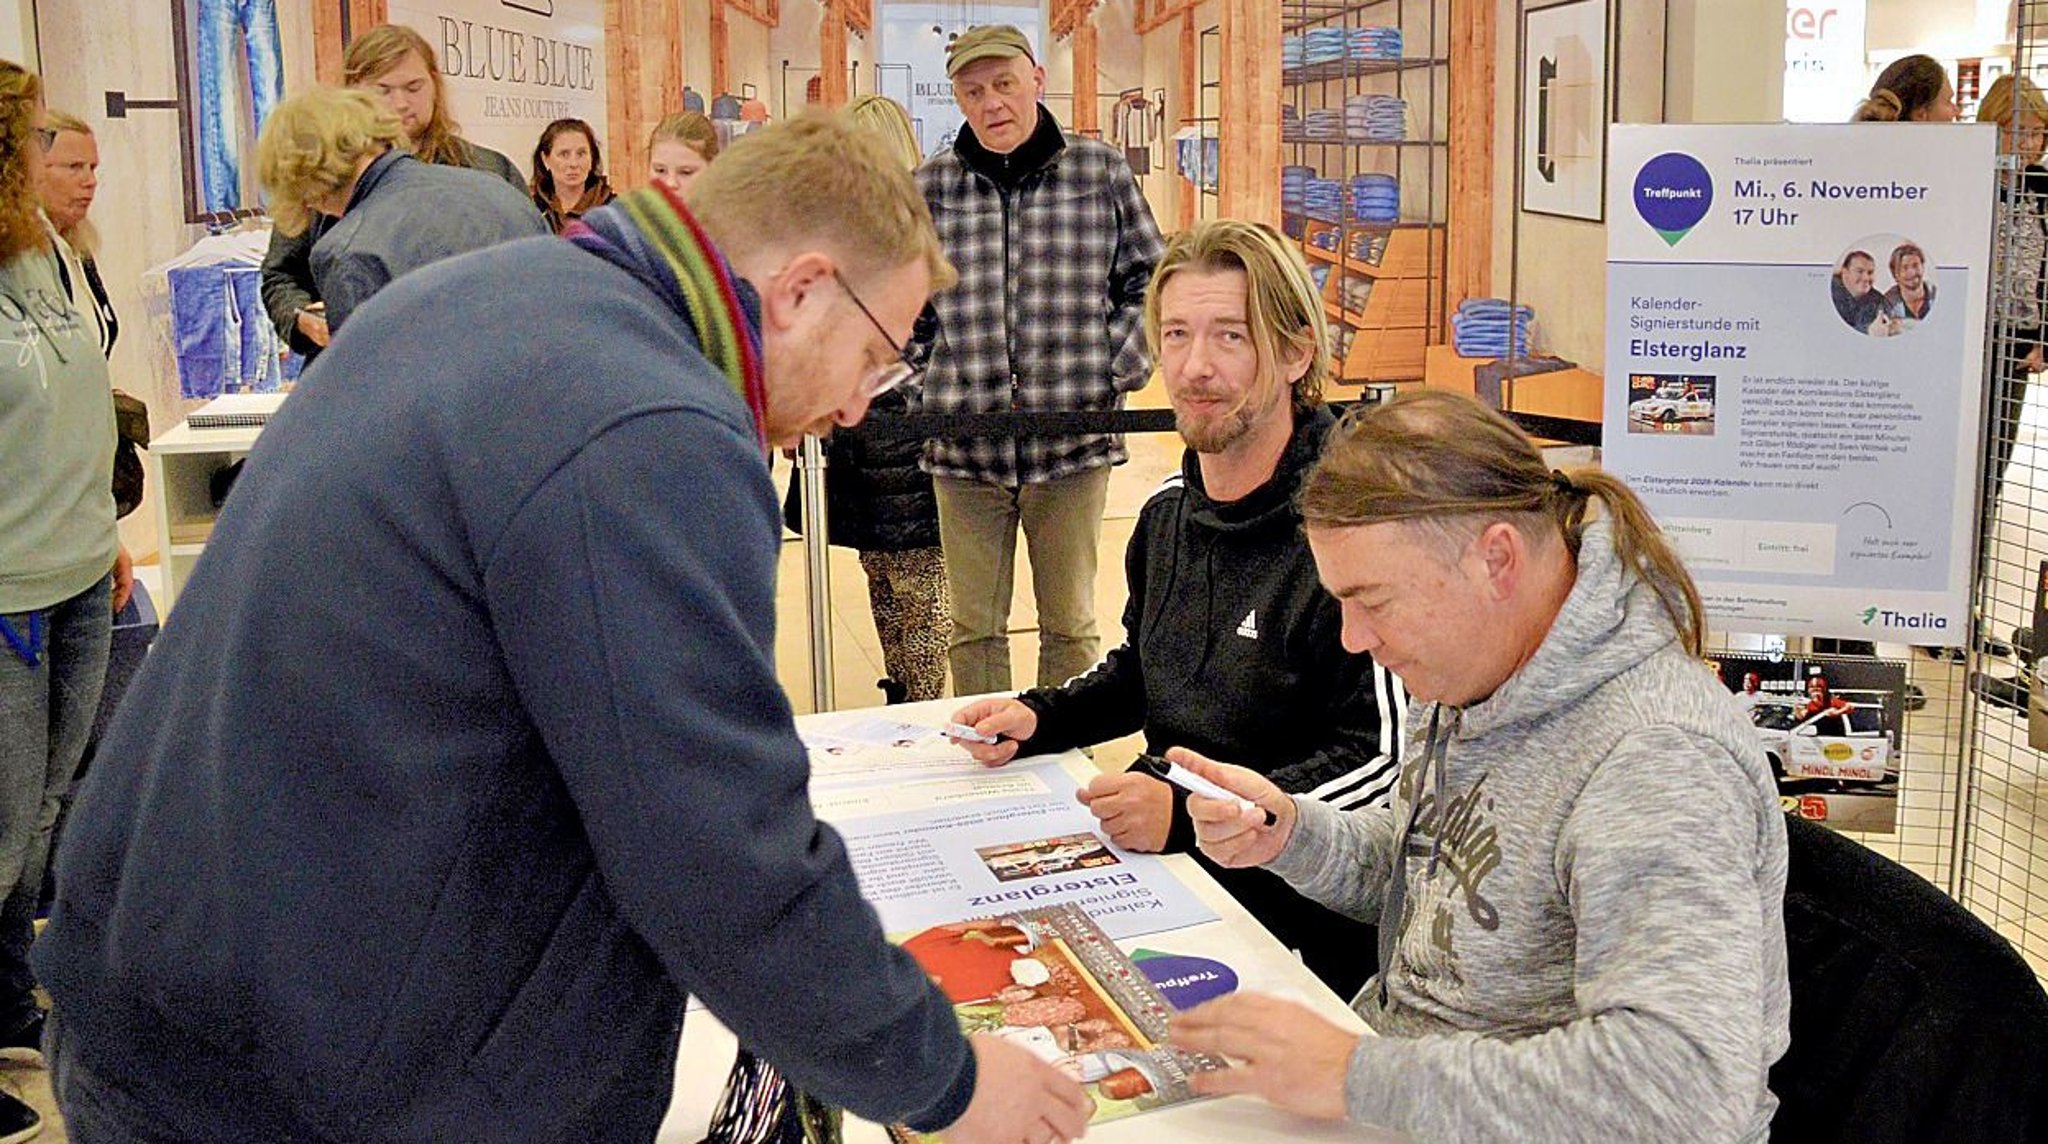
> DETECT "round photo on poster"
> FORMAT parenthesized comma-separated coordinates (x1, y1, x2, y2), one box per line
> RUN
(1829, 234, 1936, 339)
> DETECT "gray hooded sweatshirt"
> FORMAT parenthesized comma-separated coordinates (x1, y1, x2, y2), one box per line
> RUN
(1266, 518, 1789, 1142)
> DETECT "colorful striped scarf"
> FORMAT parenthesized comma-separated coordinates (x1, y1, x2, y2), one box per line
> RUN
(562, 184, 769, 449)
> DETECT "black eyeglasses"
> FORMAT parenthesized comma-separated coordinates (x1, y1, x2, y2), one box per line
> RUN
(32, 127, 55, 152)
(832, 268, 920, 399)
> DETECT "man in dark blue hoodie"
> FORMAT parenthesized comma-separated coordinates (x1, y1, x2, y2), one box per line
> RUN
(36, 114, 1089, 1143)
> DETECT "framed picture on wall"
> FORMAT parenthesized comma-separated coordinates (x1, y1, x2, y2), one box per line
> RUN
(170, 0, 286, 223)
(1521, 0, 1610, 222)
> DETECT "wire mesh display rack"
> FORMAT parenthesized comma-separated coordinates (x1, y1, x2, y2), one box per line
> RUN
(1958, 0, 2048, 981)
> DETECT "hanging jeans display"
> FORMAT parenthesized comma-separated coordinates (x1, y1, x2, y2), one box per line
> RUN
(167, 264, 285, 398)
(196, 0, 285, 214)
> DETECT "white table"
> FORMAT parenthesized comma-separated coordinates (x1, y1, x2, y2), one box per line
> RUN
(656, 700, 1399, 1143)
(145, 418, 265, 611)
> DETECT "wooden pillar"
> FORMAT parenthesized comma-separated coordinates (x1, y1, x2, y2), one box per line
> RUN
(1445, 0, 1493, 312)
(1176, 11, 1195, 230)
(606, 0, 686, 190)
(1218, 0, 1279, 226)
(820, 0, 849, 107)
(711, 0, 731, 96)
(1072, 18, 1099, 135)
(313, 0, 388, 85)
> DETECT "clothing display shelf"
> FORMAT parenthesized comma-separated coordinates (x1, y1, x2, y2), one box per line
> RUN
(1281, 0, 1450, 384)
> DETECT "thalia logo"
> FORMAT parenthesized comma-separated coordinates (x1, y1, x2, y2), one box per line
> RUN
(1862, 607, 1948, 631)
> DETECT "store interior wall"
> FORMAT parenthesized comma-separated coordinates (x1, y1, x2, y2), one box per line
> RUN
(0, 0, 31, 68)
(1866, 0, 2008, 60)
(27, 0, 1806, 561)
(34, 0, 318, 559)
(1492, 0, 1782, 373)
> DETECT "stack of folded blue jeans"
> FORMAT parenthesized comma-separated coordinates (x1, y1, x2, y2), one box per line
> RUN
(1451, 298, 1535, 358)
(1282, 165, 1315, 214)
(1350, 174, 1399, 223)
(1345, 94, 1407, 142)
(1350, 26, 1402, 61)
(1302, 177, 1345, 220)
(1302, 109, 1346, 140)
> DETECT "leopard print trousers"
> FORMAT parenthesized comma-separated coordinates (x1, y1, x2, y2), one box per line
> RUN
(859, 547, 952, 701)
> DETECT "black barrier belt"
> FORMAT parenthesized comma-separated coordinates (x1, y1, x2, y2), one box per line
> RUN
(1502, 411, 1603, 448)
(850, 400, 1605, 448)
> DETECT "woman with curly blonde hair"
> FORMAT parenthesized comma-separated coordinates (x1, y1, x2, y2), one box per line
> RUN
(0, 58, 126, 1144)
(261, 23, 525, 359)
(255, 86, 544, 333)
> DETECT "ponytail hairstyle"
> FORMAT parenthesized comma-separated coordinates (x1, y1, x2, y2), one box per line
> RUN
(1299, 389, 1707, 656)
(1853, 54, 1950, 122)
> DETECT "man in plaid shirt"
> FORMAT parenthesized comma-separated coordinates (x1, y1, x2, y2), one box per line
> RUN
(913, 24, 1166, 696)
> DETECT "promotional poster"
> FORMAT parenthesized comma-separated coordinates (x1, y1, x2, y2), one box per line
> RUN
(1606, 124, 1996, 640)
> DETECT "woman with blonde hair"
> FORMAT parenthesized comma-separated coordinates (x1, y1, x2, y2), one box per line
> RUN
(0, 58, 127, 1144)
(261, 22, 526, 359)
(783, 95, 951, 706)
(1983, 73, 2048, 512)
(531, 117, 615, 233)
(39, 109, 115, 357)
(647, 110, 718, 195)
(256, 86, 543, 333)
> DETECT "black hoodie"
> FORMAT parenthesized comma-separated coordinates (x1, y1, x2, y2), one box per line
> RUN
(1016, 404, 1402, 993)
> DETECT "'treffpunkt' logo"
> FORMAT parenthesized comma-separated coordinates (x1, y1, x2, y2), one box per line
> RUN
(1633, 153, 1714, 246)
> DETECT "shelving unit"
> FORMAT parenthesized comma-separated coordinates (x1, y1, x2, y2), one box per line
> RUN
(1280, 0, 1450, 384)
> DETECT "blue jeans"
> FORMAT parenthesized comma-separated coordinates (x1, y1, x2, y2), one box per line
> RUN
(0, 576, 111, 1030)
(197, 0, 284, 214)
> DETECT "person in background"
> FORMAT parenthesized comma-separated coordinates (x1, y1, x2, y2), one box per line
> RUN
(912, 25, 1166, 696)
(531, 117, 615, 233)
(1733, 671, 1766, 715)
(1800, 673, 1853, 737)
(648, 110, 718, 196)
(1984, 74, 2048, 506)
(782, 94, 952, 705)
(39, 110, 114, 357)
(1852, 53, 1960, 123)
(38, 111, 1088, 1144)
(1163, 390, 1788, 1141)
(0, 58, 131, 1144)
(1883, 241, 1935, 323)
(950, 221, 1402, 996)
(260, 23, 526, 361)
(256, 87, 545, 335)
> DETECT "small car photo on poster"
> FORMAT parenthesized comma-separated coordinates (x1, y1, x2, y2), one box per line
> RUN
(975, 833, 1124, 883)
(1709, 652, 1906, 833)
(1627, 372, 1717, 435)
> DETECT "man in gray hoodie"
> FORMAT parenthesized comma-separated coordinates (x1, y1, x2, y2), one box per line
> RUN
(1167, 390, 1790, 1142)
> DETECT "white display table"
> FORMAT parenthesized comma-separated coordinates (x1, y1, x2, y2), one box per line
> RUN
(145, 418, 264, 611)
(656, 698, 1400, 1143)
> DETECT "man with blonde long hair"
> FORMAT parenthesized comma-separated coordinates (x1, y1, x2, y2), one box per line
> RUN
(260, 23, 525, 357)
(1163, 391, 1790, 1140)
(39, 112, 1087, 1144)
(952, 220, 1401, 996)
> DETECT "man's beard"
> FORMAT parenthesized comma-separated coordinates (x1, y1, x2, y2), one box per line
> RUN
(1177, 400, 1257, 453)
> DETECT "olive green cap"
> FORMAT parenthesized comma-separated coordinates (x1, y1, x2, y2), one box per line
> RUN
(946, 25, 1036, 78)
